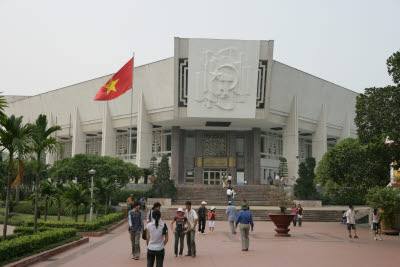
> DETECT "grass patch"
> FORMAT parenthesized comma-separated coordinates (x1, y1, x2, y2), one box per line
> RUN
(0, 235, 82, 266)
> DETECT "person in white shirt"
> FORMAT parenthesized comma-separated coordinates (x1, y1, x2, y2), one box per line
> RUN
(147, 202, 161, 223)
(146, 209, 169, 267)
(185, 201, 198, 257)
(228, 173, 233, 186)
(275, 173, 280, 185)
(372, 208, 382, 241)
(346, 205, 358, 239)
(227, 188, 233, 201)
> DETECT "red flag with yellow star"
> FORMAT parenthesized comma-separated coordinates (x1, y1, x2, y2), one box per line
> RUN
(94, 58, 133, 101)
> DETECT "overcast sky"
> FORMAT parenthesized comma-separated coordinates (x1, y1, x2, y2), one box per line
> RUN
(0, 0, 399, 96)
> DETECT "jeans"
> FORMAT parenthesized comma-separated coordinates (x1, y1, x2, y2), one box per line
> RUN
(198, 217, 206, 233)
(130, 231, 141, 257)
(231, 197, 235, 205)
(298, 217, 302, 227)
(293, 215, 297, 226)
(240, 224, 250, 250)
(147, 249, 165, 267)
(174, 229, 185, 255)
(229, 221, 236, 234)
(186, 230, 196, 255)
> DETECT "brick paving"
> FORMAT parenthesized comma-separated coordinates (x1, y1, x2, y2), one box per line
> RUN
(31, 220, 400, 267)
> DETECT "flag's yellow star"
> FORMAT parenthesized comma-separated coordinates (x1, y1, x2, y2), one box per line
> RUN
(104, 77, 119, 95)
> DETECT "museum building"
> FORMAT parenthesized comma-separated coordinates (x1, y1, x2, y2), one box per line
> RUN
(5, 38, 358, 186)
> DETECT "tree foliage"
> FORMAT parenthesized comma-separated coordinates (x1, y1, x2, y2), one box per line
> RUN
(387, 50, 400, 85)
(355, 50, 400, 169)
(294, 157, 319, 200)
(63, 181, 90, 222)
(48, 154, 143, 187)
(315, 138, 391, 202)
(366, 187, 400, 229)
(151, 155, 176, 198)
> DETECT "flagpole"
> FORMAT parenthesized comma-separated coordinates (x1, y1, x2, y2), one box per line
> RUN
(128, 53, 135, 162)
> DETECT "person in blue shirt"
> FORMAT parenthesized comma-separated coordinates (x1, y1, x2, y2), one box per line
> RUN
(225, 201, 237, 234)
(235, 204, 254, 251)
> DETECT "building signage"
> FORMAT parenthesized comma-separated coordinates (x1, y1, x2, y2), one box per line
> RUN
(203, 157, 228, 167)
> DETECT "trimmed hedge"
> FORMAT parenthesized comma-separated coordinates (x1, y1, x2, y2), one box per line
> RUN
(117, 189, 150, 203)
(0, 228, 76, 262)
(24, 212, 125, 232)
(13, 201, 115, 216)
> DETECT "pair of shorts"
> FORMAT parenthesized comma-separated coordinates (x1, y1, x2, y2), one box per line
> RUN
(373, 223, 381, 231)
(347, 223, 356, 230)
(209, 220, 215, 227)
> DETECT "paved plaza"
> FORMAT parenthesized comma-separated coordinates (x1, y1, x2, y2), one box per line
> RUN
(31, 220, 400, 267)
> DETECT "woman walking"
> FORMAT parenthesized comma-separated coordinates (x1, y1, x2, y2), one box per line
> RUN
(297, 204, 303, 227)
(291, 204, 298, 226)
(208, 207, 216, 232)
(146, 210, 169, 267)
(170, 208, 191, 257)
(373, 208, 382, 240)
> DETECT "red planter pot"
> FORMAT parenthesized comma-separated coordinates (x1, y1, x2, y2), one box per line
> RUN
(269, 214, 295, 237)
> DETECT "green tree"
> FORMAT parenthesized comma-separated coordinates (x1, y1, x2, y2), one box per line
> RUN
(294, 157, 319, 200)
(387, 50, 400, 85)
(48, 154, 134, 187)
(151, 155, 176, 198)
(315, 138, 391, 203)
(278, 157, 288, 178)
(39, 180, 56, 221)
(355, 50, 400, 170)
(0, 93, 8, 121)
(64, 181, 90, 222)
(0, 115, 33, 240)
(31, 114, 61, 232)
(54, 182, 65, 221)
(94, 176, 119, 215)
(127, 164, 144, 184)
(366, 187, 400, 229)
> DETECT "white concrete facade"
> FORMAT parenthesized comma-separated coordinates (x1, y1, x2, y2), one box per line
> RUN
(5, 37, 358, 185)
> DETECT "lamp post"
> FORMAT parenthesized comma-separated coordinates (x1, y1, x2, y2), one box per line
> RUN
(89, 169, 96, 222)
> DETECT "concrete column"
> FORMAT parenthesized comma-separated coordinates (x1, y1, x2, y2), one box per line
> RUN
(244, 128, 261, 185)
(72, 106, 86, 156)
(339, 112, 351, 142)
(312, 104, 327, 164)
(45, 112, 55, 165)
(283, 96, 299, 185)
(101, 102, 116, 157)
(227, 132, 237, 184)
(136, 90, 152, 168)
(194, 130, 203, 184)
(171, 126, 184, 184)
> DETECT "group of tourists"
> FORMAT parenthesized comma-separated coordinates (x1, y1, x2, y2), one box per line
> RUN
(126, 196, 256, 266)
(222, 172, 233, 188)
(266, 173, 288, 187)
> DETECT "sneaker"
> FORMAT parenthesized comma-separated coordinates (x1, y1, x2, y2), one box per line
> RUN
(374, 237, 378, 240)
(179, 252, 183, 256)
(378, 237, 382, 241)
(185, 253, 192, 257)
(354, 235, 358, 239)
(134, 256, 139, 260)
(244, 249, 248, 251)
(349, 235, 352, 238)
(202, 232, 205, 235)
(242, 249, 246, 251)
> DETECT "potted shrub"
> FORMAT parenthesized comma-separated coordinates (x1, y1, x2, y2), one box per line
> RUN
(268, 181, 295, 237)
(367, 187, 400, 235)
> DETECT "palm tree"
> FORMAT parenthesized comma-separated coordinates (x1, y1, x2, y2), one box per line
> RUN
(54, 182, 65, 221)
(31, 114, 61, 232)
(94, 176, 118, 215)
(0, 115, 33, 240)
(39, 180, 56, 221)
(0, 93, 8, 121)
(64, 181, 90, 222)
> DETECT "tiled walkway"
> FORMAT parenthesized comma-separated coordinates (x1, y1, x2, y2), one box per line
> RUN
(32, 221, 400, 267)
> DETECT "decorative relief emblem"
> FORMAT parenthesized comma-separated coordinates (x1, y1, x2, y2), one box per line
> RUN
(203, 132, 227, 157)
(194, 48, 252, 111)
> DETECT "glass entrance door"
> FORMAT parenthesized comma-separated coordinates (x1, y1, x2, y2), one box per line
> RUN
(203, 169, 227, 185)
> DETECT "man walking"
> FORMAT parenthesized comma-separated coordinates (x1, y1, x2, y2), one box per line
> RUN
(227, 187, 232, 201)
(226, 201, 237, 234)
(185, 201, 198, 257)
(346, 205, 358, 239)
(235, 204, 254, 251)
(126, 194, 133, 211)
(222, 172, 227, 188)
(128, 201, 144, 260)
(197, 201, 208, 235)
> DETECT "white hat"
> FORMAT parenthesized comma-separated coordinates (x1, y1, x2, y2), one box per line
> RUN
(177, 208, 184, 212)
(211, 206, 216, 210)
(201, 201, 207, 205)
